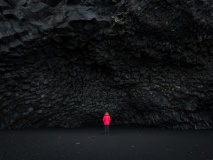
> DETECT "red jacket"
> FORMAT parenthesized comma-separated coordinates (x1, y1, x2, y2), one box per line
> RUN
(103, 113, 111, 125)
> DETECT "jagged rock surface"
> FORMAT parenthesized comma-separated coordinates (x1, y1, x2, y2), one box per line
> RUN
(0, 0, 213, 129)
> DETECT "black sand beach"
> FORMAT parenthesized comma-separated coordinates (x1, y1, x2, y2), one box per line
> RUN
(0, 127, 213, 160)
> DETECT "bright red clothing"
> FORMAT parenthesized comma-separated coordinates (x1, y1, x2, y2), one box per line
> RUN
(103, 113, 111, 125)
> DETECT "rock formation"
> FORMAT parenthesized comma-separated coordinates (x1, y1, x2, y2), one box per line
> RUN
(0, 0, 213, 129)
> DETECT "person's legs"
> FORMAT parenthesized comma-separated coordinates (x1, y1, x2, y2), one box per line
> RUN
(107, 125, 109, 135)
(104, 125, 107, 135)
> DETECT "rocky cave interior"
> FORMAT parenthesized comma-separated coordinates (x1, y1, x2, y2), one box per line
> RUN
(0, 0, 213, 129)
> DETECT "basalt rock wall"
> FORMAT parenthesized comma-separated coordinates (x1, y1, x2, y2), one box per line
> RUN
(0, 0, 213, 129)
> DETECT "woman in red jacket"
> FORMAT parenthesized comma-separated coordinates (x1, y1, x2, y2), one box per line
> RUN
(103, 112, 111, 135)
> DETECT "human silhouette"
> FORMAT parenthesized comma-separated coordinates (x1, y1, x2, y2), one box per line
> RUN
(103, 112, 111, 135)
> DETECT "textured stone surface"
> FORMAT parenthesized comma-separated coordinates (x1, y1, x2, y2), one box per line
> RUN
(0, 0, 213, 129)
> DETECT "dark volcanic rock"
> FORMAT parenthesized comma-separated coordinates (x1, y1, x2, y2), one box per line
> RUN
(0, 0, 213, 129)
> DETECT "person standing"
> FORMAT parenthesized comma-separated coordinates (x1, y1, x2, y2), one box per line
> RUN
(103, 112, 111, 135)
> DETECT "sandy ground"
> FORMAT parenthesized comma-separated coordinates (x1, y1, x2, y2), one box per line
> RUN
(0, 126, 213, 160)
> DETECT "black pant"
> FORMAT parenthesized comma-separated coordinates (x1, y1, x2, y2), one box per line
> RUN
(104, 125, 109, 135)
